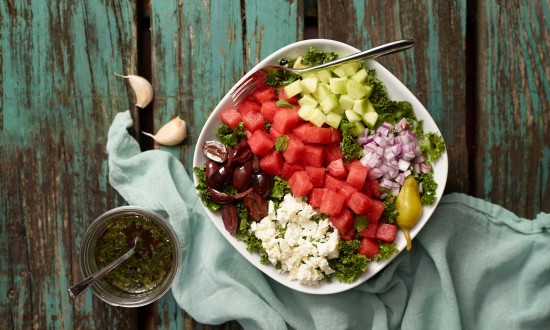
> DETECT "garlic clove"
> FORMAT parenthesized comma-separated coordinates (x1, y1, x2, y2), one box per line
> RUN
(115, 73, 154, 108)
(142, 116, 187, 146)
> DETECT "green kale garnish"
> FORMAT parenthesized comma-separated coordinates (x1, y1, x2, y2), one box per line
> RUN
(265, 68, 299, 88)
(413, 171, 438, 204)
(329, 240, 369, 283)
(193, 166, 221, 212)
(420, 132, 446, 162)
(302, 47, 339, 66)
(275, 135, 289, 152)
(216, 122, 246, 147)
(380, 192, 398, 224)
(340, 121, 363, 162)
(374, 243, 398, 261)
(269, 176, 291, 200)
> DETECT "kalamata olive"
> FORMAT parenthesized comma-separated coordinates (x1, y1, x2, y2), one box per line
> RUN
(232, 162, 253, 191)
(206, 164, 231, 189)
(251, 172, 271, 198)
(232, 141, 252, 164)
(205, 160, 220, 180)
(252, 155, 261, 173)
(207, 187, 234, 204)
(221, 204, 239, 236)
(203, 140, 227, 163)
(244, 191, 268, 222)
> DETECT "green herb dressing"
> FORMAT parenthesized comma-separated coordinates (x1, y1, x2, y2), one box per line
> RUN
(95, 214, 173, 294)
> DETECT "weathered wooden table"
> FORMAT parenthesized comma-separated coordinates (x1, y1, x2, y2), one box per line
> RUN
(1, 0, 548, 329)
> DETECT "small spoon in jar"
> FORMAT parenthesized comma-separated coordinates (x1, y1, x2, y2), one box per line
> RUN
(68, 235, 141, 299)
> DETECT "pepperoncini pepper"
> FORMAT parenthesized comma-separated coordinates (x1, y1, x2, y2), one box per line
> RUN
(395, 176, 423, 250)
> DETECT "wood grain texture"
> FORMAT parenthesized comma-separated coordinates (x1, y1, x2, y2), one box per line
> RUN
(148, 1, 302, 329)
(474, 0, 550, 217)
(318, 0, 470, 196)
(0, 0, 139, 328)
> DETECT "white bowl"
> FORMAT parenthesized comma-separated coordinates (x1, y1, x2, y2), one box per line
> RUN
(193, 39, 448, 294)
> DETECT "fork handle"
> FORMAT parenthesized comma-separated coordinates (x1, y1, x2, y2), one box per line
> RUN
(293, 39, 414, 73)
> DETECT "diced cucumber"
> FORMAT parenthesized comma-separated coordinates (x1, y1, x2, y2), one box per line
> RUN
(325, 112, 342, 129)
(284, 80, 303, 98)
(312, 83, 330, 101)
(300, 76, 319, 94)
(362, 111, 379, 129)
(298, 94, 319, 107)
(293, 56, 308, 69)
(331, 105, 345, 116)
(297, 104, 316, 121)
(314, 69, 333, 83)
(345, 109, 362, 122)
(319, 94, 339, 114)
(332, 62, 360, 78)
(338, 94, 355, 111)
(329, 77, 348, 95)
(309, 108, 327, 127)
(346, 80, 371, 100)
(352, 98, 375, 115)
(350, 68, 368, 84)
(352, 121, 366, 136)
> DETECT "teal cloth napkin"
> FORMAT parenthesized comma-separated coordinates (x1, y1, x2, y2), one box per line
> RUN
(107, 111, 550, 329)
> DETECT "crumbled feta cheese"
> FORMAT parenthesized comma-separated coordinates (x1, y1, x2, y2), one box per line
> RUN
(250, 194, 340, 285)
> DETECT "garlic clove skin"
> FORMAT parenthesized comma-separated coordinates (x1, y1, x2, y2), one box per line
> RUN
(115, 73, 154, 108)
(142, 116, 187, 146)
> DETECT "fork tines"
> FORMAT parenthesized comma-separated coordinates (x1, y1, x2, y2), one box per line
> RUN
(230, 70, 267, 106)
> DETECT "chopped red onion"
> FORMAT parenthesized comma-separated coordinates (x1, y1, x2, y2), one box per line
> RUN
(395, 118, 409, 132)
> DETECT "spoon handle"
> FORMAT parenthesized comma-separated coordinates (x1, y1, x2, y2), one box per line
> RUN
(293, 39, 414, 73)
(68, 246, 136, 299)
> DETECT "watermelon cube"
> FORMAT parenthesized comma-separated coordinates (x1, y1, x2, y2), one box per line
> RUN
(269, 126, 283, 141)
(288, 171, 313, 197)
(248, 129, 274, 156)
(359, 222, 379, 239)
(220, 108, 242, 130)
(272, 108, 300, 133)
(362, 179, 381, 199)
(260, 101, 280, 123)
(327, 158, 348, 179)
(301, 144, 324, 167)
(308, 188, 327, 209)
(324, 143, 345, 165)
(254, 87, 277, 104)
(259, 150, 284, 176)
(280, 162, 304, 180)
(346, 162, 369, 189)
(292, 122, 314, 142)
(364, 198, 385, 223)
(329, 127, 342, 143)
(376, 223, 397, 243)
(238, 99, 261, 116)
(320, 189, 346, 216)
(324, 174, 345, 192)
(339, 228, 357, 241)
(306, 126, 332, 144)
(304, 166, 326, 187)
(358, 238, 379, 259)
(337, 183, 359, 202)
(328, 208, 355, 238)
(243, 112, 266, 132)
(282, 135, 306, 164)
(347, 191, 372, 215)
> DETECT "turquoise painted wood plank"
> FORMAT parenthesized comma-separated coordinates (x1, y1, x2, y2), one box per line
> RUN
(475, 0, 550, 217)
(0, 0, 138, 328)
(318, 0, 469, 195)
(243, 0, 303, 69)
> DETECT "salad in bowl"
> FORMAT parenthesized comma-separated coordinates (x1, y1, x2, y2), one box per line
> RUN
(192, 39, 448, 294)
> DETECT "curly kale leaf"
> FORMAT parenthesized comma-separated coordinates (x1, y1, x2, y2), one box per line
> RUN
(374, 243, 398, 261)
(340, 121, 363, 162)
(413, 171, 438, 204)
(302, 47, 339, 66)
(193, 166, 221, 212)
(216, 122, 246, 147)
(329, 240, 369, 283)
(420, 132, 446, 162)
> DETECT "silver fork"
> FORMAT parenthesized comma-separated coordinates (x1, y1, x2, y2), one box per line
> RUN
(229, 39, 414, 106)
